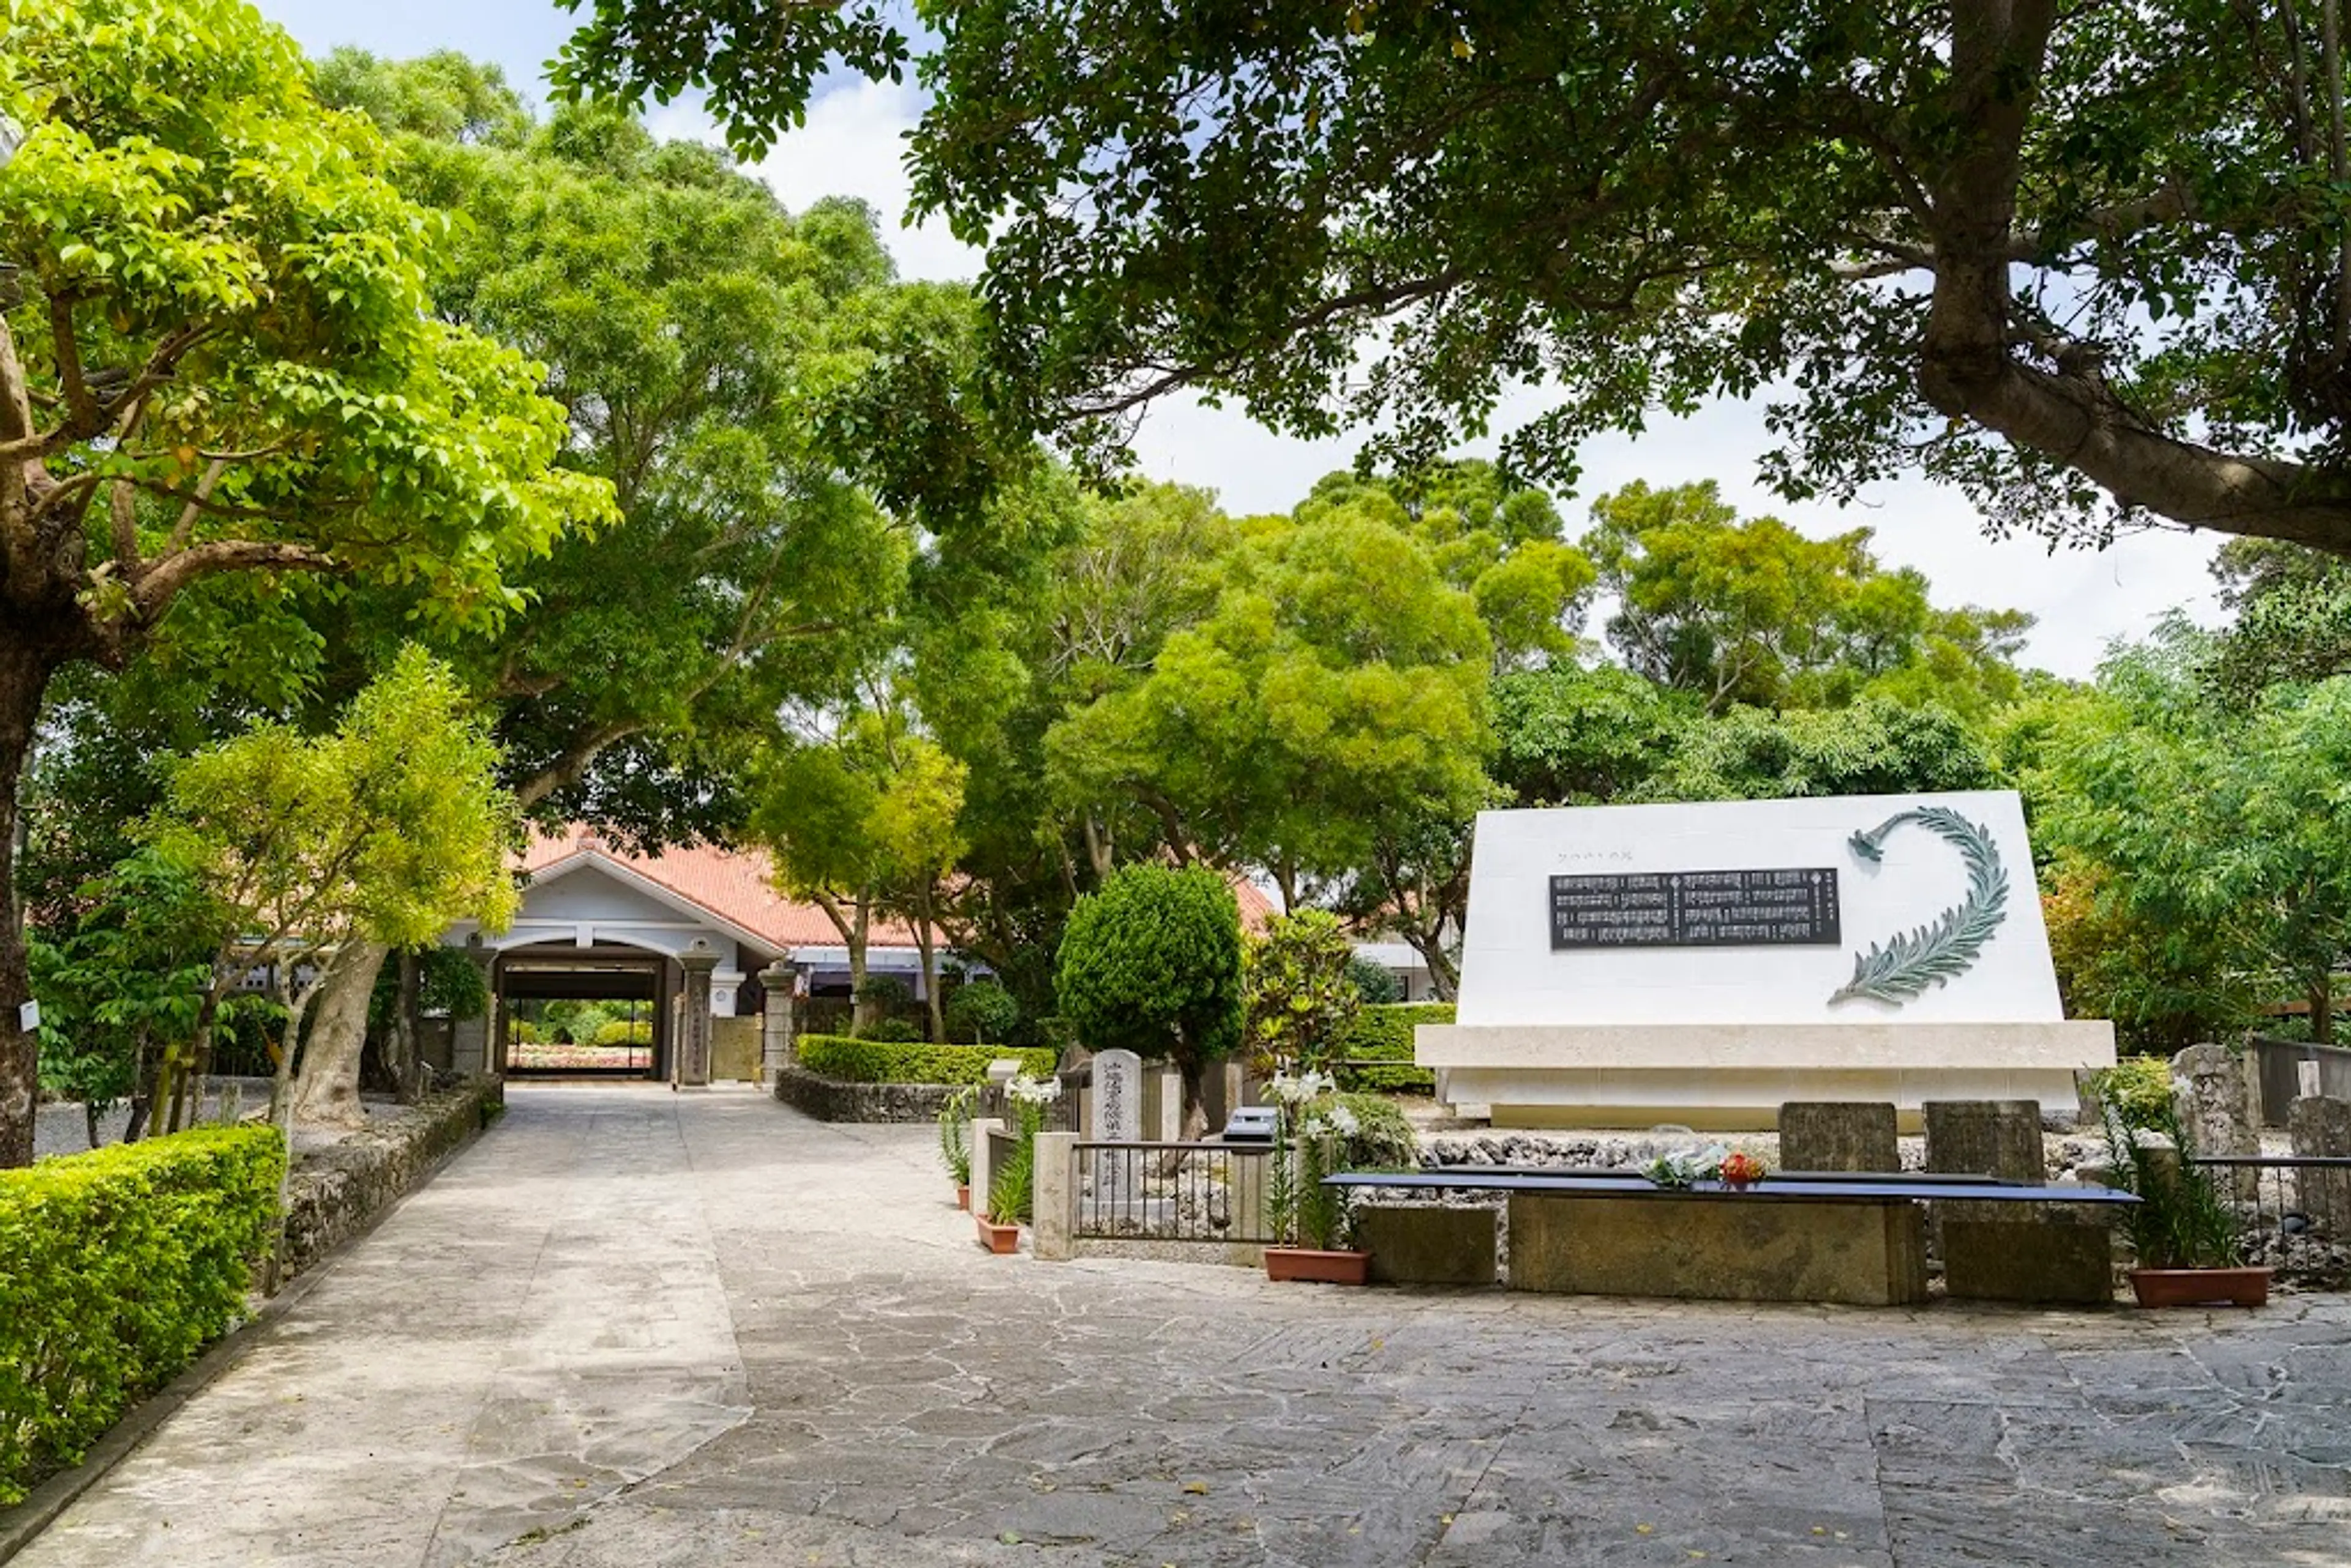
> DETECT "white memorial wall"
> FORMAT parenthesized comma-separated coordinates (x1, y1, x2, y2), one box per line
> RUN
(1419, 790, 2115, 1130)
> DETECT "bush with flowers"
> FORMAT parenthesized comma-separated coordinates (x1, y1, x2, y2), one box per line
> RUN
(987, 1071, 1063, 1226)
(1262, 1068, 1360, 1251)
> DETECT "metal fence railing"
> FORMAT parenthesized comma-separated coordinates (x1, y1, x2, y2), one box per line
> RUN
(2191, 1155, 2351, 1287)
(1073, 1141, 1280, 1243)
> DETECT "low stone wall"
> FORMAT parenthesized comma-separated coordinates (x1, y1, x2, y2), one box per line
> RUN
(276, 1079, 502, 1286)
(772, 1064, 962, 1123)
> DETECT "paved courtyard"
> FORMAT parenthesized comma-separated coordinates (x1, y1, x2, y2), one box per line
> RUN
(17, 1085, 2351, 1567)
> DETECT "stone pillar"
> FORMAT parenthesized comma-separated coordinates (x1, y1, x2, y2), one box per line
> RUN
(758, 960, 798, 1086)
(2172, 1041, 2260, 1197)
(1033, 1131, 1078, 1260)
(2290, 1095, 2351, 1237)
(1927, 1100, 2112, 1305)
(1091, 1049, 1142, 1213)
(1778, 1103, 1899, 1172)
(675, 947, 718, 1089)
(1924, 1100, 2043, 1181)
(1152, 1065, 1183, 1142)
(969, 1116, 1005, 1220)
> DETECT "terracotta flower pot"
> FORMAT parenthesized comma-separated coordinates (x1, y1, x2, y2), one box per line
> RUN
(955, 1184, 970, 1212)
(2129, 1267, 2271, 1308)
(1264, 1246, 1371, 1285)
(975, 1214, 1020, 1255)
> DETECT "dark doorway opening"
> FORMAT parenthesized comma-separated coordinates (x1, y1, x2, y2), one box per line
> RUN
(498, 948, 667, 1079)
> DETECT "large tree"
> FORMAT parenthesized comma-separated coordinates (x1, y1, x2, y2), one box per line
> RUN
(1584, 481, 2031, 717)
(2033, 623, 2351, 1044)
(564, 0, 2351, 555)
(1044, 498, 1493, 906)
(0, 2, 606, 1164)
(283, 56, 966, 1109)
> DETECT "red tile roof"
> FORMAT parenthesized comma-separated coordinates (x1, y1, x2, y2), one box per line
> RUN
(522, 828, 1281, 951)
(522, 828, 921, 952)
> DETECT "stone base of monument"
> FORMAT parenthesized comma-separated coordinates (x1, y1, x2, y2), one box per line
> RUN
(1421, 1022, 2115, 1132)
(1941, 1218, 2115, 1305)
(1506, 1191, 1928, 1306)
(1353, 1206, 1499, 1287)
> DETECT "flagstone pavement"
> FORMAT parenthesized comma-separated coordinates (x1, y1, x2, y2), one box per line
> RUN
(16, 1082, 2351, 1567)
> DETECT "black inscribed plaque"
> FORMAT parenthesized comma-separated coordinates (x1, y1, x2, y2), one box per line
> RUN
(1548, 869, 1842, 950)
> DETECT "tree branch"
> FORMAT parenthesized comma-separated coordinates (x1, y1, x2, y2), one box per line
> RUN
(162, 459, 235, 558)
(49, 293, 100, 435)
(514, 721, 642, 809)
(108, 479, 139, 571)
(127, 540, 337, 619)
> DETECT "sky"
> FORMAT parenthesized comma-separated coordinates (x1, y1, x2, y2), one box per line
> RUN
(251, 0, 2229, 678)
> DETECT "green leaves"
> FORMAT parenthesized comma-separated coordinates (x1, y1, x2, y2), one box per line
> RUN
(558, 0, 2351, 549)
(2030, 621, 2351, 1048)
(1056, 864, 1244, 1070)
(144, 645, 520, 963)
(1, 0, 613, 656)
(1243, 910, 1361, 1070)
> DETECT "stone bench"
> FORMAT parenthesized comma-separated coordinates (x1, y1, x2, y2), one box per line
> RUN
(1328, 1171, 2133, 1308)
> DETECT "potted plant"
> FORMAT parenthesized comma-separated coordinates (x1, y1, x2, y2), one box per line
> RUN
(2098, 1073, 2268, 1308)
(1262, 1068, 1371, 1284)
(977, 1071, 1060, 1254)
(939, 1086, 976, 1210)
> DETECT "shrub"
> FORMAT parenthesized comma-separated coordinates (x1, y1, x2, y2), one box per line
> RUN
(2094, 1069, 2243, 1269)
(2088, 1054, 2175, 1129)
(1330, 1003, 1454, 1094)
(1347, 954, 1404, 1005)
(1243, 910, 1362, 1070)
(0, 1125, 284, 1504)
(859, 1017, 925, 1043)
(593, 1019, 653, 1046)
(797, 1035, 1059, 1085)
(944, 978, 1021, 1044)
(1329, 1091, 1420, 1170)
(1057, 864, 1243, 1120)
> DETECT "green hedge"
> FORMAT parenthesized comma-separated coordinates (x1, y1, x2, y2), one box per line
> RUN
(1, 1125, 283, 1504)
(797, 1035, 1060, 1084)
(1330, 1003, 1454, 1094)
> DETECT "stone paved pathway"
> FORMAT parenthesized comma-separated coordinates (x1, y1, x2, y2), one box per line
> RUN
(19, 1085, 2351, 1567)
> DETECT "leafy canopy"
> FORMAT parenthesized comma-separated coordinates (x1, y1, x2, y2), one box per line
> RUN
(1, 0, 612, 644)
(146, 646, 522, 971)
(312, 57, 929, 836)
(2030, 622, 2351, 1045)
(561, 0, 2351, 553)
(1584, 482, 2031, 718)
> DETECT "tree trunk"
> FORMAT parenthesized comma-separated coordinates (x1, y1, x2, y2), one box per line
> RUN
(390, 949, 421, 1100)
(916, 885, 945, 1043)
(846, 898, 871, 1033)
(0, 635, 61, 1168)
(1405, 927, 1461, 1002)
(1177, 1050, 1210, 1142)
(292, 939, 390, 1127)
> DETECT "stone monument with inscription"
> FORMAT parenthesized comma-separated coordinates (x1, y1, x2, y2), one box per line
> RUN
(1418, 790, 2115, 1130)
(1090, 1048, 1142, 1206)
